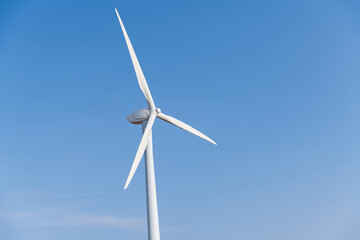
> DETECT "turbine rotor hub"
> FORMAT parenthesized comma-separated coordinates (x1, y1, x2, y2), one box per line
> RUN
(150, 108, 161, 115)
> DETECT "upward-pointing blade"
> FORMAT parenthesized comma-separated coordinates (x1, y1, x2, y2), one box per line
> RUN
(124, 113, 157, 190)
(115, 8, 156, 109)
(157, 112, 217, 145)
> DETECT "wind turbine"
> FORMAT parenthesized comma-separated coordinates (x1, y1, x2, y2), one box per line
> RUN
(115, 8, 216, 240)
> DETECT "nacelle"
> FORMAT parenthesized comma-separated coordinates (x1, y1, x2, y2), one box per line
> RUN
(126, 108, 150, 124)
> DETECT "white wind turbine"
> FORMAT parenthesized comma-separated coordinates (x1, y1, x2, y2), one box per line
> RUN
(115, 8, 216, 240)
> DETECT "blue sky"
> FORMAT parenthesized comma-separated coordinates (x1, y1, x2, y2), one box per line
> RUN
(1, 0, 360, 239)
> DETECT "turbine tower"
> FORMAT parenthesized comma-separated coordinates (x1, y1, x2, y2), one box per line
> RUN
(115, 9, 216, 240)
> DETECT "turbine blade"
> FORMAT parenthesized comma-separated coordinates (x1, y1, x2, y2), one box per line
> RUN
(115, 8, 156, 109)
(124, 113, 157, 190)
(157, 112, 216, 145)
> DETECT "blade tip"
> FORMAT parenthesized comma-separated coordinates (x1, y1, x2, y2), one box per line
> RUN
(208, 139, 217, 145)
(124, 179, 130, 190)
(114, 8, 120, 18)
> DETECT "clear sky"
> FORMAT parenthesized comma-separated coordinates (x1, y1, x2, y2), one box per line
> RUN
(1, 0, 360, 239)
